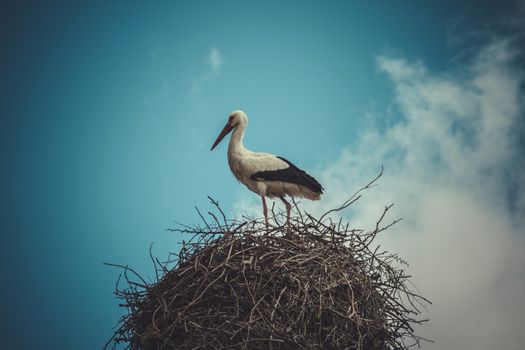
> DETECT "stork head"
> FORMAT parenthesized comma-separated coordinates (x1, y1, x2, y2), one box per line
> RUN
(210, 110, 248, 151)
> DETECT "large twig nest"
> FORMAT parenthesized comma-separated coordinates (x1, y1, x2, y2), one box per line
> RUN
(106, 175, 430, 349)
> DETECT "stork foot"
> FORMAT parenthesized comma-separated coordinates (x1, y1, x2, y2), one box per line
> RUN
(261, 195, 269, 232)
(280, 196, 292, 227)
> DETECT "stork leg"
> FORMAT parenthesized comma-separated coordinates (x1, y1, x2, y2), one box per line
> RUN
(280, 196, 291, 226)
(261, 195, 269, 228)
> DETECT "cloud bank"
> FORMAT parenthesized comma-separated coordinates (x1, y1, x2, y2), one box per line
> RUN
(234, 39, 525, 349)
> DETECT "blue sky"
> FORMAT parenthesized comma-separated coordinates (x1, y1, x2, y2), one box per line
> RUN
(1, 1, 524, 349)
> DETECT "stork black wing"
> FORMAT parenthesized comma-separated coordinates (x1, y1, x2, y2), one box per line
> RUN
(250, 157, 324, 194)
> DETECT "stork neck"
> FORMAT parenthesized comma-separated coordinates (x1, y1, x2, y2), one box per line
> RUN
(228, 124, 247, 154)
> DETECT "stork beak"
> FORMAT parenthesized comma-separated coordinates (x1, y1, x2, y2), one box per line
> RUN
(210, 123, 234, 151)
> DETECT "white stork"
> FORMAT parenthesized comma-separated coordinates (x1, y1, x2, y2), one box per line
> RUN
(211, 110, 323, 226)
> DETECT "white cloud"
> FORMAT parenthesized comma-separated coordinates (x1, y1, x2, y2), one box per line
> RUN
(208, 47, 223, 74)
(190, 47, 224, 113)
(233, 39, 525, 349)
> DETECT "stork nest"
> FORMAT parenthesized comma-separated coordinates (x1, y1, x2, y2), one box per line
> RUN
(105, 175, 431, 349)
